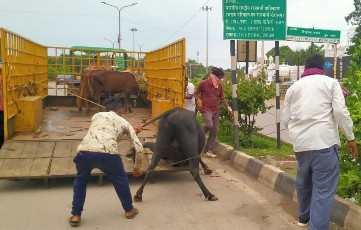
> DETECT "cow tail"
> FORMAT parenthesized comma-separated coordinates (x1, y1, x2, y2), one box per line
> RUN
(141, 107, 179, 128)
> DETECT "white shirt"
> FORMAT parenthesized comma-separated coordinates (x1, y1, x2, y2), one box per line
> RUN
(283, 74, 355, 152)
(77, 111, 144, 168)
(185, 82, 196, 112)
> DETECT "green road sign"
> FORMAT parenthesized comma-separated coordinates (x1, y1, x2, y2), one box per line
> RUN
(286, 26, 341, 43)
(223, 0, 287, 41)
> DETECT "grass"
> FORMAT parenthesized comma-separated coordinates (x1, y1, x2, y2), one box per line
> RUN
(217, 131, 294, 157)
(217, 131, 297, 177)
(196, 114, 294, 157)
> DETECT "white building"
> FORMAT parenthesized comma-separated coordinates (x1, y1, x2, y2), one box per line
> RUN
(247, 55, 307, 82)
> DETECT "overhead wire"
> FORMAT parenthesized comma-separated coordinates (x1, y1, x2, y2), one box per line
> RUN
(0, 3, 223, 46)
(158, 0, 211, 48)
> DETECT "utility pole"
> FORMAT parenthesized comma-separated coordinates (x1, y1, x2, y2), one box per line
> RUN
(202, 6, 211, 74)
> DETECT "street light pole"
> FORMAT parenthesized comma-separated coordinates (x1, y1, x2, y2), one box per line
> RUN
(101, 2, 137, 49)
(137, 43, 145, 68)
(104, 38, 116, 49)
(137, 43, 145, 53)
(130, 28, 137, 52)
(130, 28, 137, 67)
(202, 6, 212, 74)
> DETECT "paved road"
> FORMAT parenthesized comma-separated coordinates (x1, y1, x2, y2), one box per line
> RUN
(256, 99, 292, 144)
(0, 157, 344, 230)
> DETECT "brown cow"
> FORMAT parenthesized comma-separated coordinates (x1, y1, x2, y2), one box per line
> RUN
(89, 70, 148, 113)
(77, 70, 92, 112)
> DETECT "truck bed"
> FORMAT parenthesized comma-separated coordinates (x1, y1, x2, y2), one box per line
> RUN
(0, 106, 187, 181)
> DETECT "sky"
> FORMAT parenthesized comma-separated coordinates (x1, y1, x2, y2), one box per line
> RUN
(0, 0, 357, 69)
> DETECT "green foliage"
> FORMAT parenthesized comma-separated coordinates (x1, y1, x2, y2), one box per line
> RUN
(266, 44, 324, 65)
(217, 131, 293, 157)
(337, 151, 361, 204)
(222, 70, 275, 147)
(186, 59, 207, 80)
(345, 0, 361, 55)
(337, 39, 361, 204)
(266, 45, 293, 63)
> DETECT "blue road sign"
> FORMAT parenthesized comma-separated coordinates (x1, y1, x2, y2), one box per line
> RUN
(325, 62, 333, 68)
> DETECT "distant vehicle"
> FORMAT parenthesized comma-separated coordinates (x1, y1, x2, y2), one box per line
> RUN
(282, 80, 296, 88)
(56, 75, 72, 84)
(265, 80, 273, 85)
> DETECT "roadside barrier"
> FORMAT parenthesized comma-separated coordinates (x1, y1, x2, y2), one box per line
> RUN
(213, 141, 361, 230)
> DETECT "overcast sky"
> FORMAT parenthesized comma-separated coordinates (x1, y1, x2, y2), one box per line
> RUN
(0, 0, 356, 69)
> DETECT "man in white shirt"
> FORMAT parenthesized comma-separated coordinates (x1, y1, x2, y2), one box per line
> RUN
(283, 54, 358, 230)
(185, 77, 196, 113)
(69, 97, 144, 226)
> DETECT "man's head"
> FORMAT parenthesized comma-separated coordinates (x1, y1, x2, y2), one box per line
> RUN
(211, 67, 224, 79)
(304, 54, 324, 71)
(102, 96, 124, 114)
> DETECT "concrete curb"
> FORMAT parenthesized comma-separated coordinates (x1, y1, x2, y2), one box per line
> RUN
(213, 141, 360, 230)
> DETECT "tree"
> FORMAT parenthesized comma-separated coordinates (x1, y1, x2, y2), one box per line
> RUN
(221, 70, 274, 147)
(338, 28, 361, 204)
(266, 46, 293, 64)
(186, 59, 206, 79)
(345, 0, 361, 56)
(266, 44, 324, 66)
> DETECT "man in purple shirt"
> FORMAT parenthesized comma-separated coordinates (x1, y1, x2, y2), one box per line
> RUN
(195, 67, 232, 158)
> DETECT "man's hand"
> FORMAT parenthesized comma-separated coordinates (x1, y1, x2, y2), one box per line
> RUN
(133, 167, 143, 177)
(227, 106, 233, 116)
(196, 99, 203, 113)
(135, 126, 143, 134)
(346, 140, 358, 159)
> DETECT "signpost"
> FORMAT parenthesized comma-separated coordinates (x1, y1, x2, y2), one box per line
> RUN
(223, 0, 287, 40)
(223, 0, 286, 150)
(286, 26, 341, 43)
(237, 40, 257, 62)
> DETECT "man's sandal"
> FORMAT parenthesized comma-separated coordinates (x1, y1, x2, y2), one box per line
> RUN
(68, 215, 81, 226)
(125, 208, 139, 219)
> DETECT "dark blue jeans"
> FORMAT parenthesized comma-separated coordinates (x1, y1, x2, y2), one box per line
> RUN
(295, 145, 339, 230)
(71, 151, 133, 216)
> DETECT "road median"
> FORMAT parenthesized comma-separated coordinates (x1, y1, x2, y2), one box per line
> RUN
(213, 141, 361, 230)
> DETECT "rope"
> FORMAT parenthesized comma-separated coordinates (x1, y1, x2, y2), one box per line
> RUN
(6, 64, 21, 113)
(122, 153, 202, 172)
(29, 80, 106, 109)
(28, 80, 158, 132)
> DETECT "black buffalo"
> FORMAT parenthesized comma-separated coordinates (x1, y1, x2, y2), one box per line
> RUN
(133, 107, 218, 202)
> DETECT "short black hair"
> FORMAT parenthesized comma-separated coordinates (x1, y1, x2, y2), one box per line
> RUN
(305, 54, 325, 70)
(212, 67, 224, 78)
(102, 97, 124, 111)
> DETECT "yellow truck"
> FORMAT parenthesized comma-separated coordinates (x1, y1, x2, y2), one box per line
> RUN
(0, 28, 187, 184)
